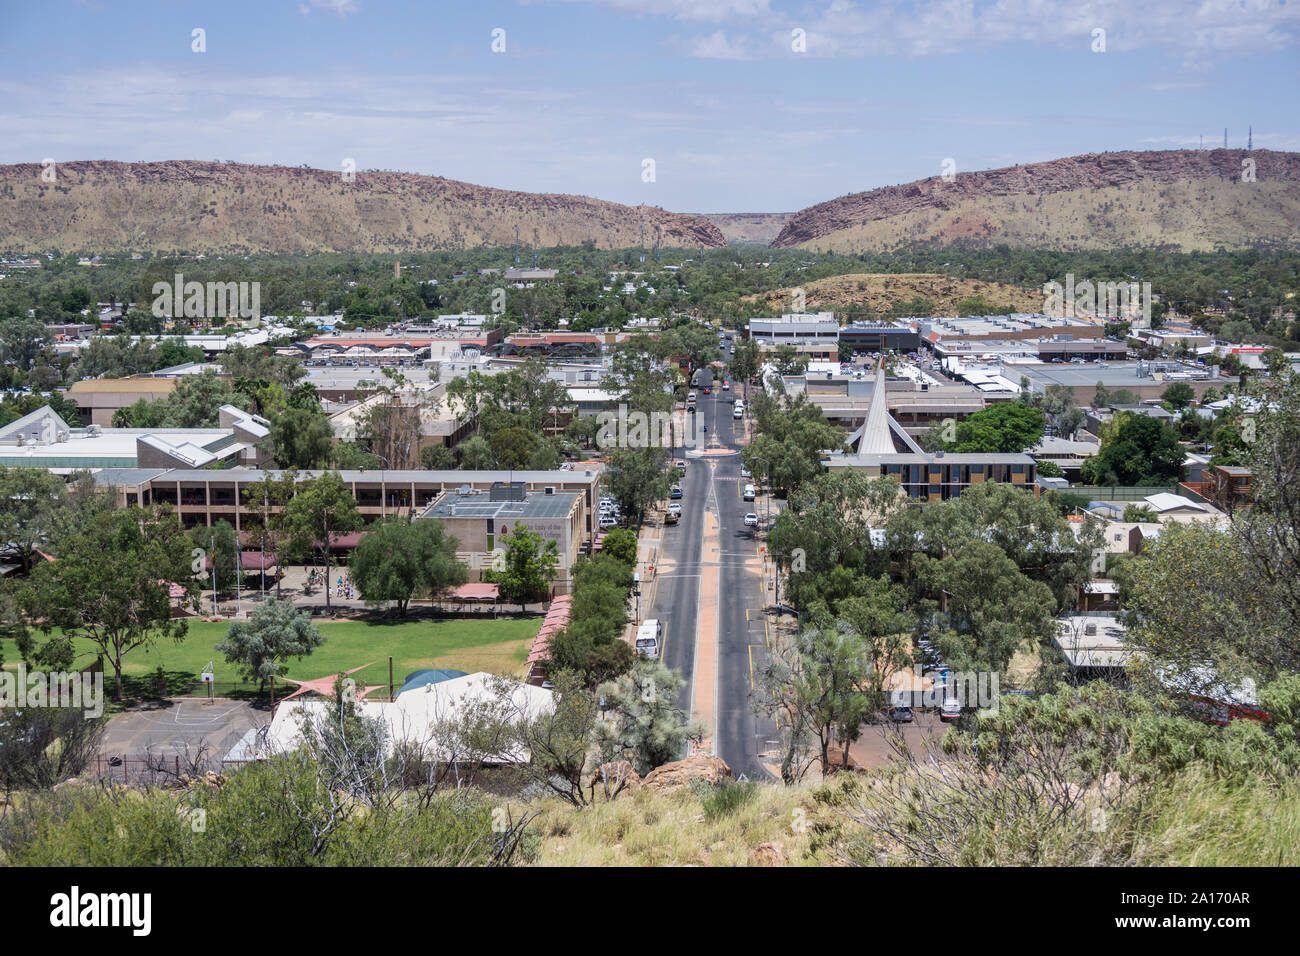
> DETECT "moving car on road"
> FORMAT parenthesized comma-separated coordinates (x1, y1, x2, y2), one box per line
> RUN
(670, 484, 683, 499)
(743, 483, 755, 501)
(744, 512, 759, 527)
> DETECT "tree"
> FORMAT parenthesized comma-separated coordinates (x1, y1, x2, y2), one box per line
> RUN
(420, 444, 456, 469)
(25, 507, 195, 700)
(456, 435, 496, 470)
(215, 597, 326, 689)
(242, 469, 298, 597)
(1080, 413, 1184, 486)
(281, 472, 364, 614)
(487, 522, 558, 611)
(662, 324, 722, 381)
(0, 315, 53, 371)
(771, 343, 809, 377)
(490, 426, 541, 469)
(910, 540, 1057, 674)
(599, 527, 638, 566)
(351, 517, 467, 615)
(728, 336, 760, 394)
(271, 406, 334, 470)
(1122, 504, 1159, 522)
(741, 392, 846, 497)
(0, 466, 67, 573)
(950, 402, 1045, 454)
(1162, 381, 1195, 410)
(159, 370, 242, 428)
(837, 578, 916, 712)
(188, 519, 240, 597)
(605, 447, 671, 528)
(756, 625, 872, 776)
(596, 657, 704, 776)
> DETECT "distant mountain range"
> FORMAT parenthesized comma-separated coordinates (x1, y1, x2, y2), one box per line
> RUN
(771, 149, 1300, 252)
(2, 151, 1297, 256)
(0, 160, 726, 254)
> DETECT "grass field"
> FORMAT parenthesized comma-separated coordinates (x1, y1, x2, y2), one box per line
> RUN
(0, 616, 541, 694)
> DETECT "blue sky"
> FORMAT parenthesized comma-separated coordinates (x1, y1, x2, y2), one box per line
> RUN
(2, 0, 1297, 212)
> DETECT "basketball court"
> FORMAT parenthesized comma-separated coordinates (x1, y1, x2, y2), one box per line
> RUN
(99, 698, 267, 762)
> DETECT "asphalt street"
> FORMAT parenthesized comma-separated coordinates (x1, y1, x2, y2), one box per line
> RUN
(646, 383, 776, 781)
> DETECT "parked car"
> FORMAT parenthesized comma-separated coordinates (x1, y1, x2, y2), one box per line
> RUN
(599, 515, 619, 529)
(740, 466, 751, 479)
(664, 510, 679, 524)
(940, 697, 962, 722)
(674, 459, 688, 469)
(743, 483, 756, 501)
(670, 484, 683, 499)
(889, 706, 914, 723)
(667, 502, 682, 516)
(744, 512, 759, 527)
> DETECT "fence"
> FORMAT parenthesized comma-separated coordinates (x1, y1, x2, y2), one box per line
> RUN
(92, 752, 234, 785)
(1060, 485, 1178, 501)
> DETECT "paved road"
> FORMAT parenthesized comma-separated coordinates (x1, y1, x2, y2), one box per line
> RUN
(645, 385, 775, 781)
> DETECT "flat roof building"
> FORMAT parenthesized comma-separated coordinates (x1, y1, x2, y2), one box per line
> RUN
(422, 483, 584, 591)
(917, 314, 1104, 343)
(0, 404, 268, 471)
(91, 466, 604, 541)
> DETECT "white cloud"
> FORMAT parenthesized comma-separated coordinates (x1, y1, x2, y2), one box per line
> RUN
(539, 0, 772, 24)
(750, 0, 1300, 59)
(300, 0, 360, 17)
(687, 30, 757, 59)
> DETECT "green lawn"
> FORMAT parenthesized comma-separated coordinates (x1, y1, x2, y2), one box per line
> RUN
(1, 616, 542, 695)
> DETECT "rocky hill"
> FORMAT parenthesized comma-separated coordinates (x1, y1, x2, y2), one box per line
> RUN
(0, 160, 726, 254)
(772, 149, 1300, 252)
(745, 272, 1045, 316)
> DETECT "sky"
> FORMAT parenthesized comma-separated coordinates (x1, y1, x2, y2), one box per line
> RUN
(1, 0, 1298, 213)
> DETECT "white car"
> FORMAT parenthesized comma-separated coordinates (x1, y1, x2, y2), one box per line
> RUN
(740, 466, 751, 479)
(667, 502, 682, 516)
(743, 483, 756, 501)
(744, 512, 759, 527)
(599, 515, 619, 529)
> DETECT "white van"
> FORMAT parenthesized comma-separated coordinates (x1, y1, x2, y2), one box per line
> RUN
(635, 619, 662, 659)
(743, 483, 756, 501)
(733, 406, 743, 420)
(687, 391, 697, 405)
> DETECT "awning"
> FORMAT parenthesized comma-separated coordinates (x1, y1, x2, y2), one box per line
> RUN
(450, 582, 499, 601)
(240, 551, 279, 571)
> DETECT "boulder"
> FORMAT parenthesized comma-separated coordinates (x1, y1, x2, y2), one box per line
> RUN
(642, 756, 732, 793)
